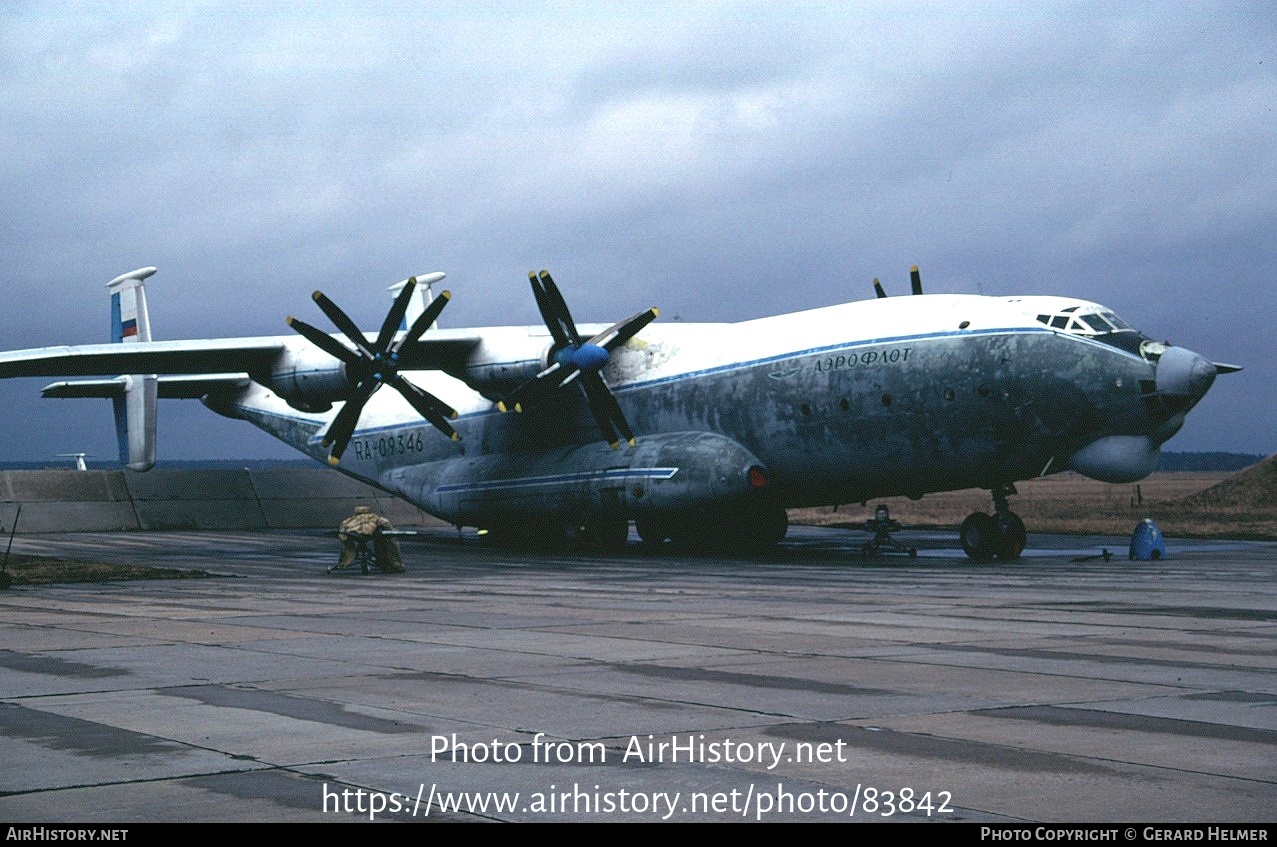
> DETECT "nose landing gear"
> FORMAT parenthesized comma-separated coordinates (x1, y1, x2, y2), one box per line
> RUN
(959, 483, 1026, 561)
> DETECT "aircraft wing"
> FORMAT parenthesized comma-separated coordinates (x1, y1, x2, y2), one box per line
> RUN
(0, 333, 485, 381)
(0, 338, 286, 378)
(392, 333, 484, 372)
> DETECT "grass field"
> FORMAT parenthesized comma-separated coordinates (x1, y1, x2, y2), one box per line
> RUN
(790, 469, 1277, 540)
(0, 554, 211, 587)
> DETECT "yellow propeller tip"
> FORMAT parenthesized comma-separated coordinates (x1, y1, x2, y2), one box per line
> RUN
(449, 411, 458, 419)
(450, 432, 460, 441)
(327, 455, 341, 466)
(652, 307, 660, 317)
(285, 316, 294, 325)
(497, 401, 508, 413)
(609, 441, 620, 450)
(627, 438, 636, 447)
(910, 265, 919, 272)
(440, 289, 452, 300)
(311, 290, 323, 300)
(514, 402, 522, 413)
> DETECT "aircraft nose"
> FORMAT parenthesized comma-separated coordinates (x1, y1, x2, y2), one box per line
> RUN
(1155, 345, 1216, 411)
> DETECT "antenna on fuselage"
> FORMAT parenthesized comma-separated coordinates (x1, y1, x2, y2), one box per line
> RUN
(873, 278, 887, 299)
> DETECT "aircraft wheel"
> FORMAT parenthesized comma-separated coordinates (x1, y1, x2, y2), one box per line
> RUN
(636, 517, 673, 545)
(720, 502, 788, 555)
(584, 519, 629, 550)
(751, 502, 789, 550)
(993, 511, 1026, 560)
(960, 512, 997, 561)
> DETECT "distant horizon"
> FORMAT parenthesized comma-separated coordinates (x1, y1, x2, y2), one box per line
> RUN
(2, 450, 1268, 474)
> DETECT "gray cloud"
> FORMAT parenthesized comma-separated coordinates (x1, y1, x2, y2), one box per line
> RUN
(1, 2, 1272, 461)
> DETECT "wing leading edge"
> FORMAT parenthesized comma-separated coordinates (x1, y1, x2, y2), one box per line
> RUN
(0, 337, 286, 379)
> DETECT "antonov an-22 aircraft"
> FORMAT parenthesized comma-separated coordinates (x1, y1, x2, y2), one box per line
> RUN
(0, 265, 1236, 559)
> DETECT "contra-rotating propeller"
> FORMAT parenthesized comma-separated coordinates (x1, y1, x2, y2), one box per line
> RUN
(285, 277, 459, 465)
(499, 270, 658, 449)
(873, 265, 924, 298)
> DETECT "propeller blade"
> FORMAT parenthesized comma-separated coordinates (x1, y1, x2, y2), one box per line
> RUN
(581, 373, 634, 447)
(558, 367, 584, 389)
(529, 271, 573, 348)
(375, 276, 416, 352)
(323, 380, 378, 464)
(578, 374, 620, 448)
(589, 307, 659, 352)
(910, 265, 922, 296)
(393, 290, 452, 352)
(286, 316, 363, 366)
(873, 278, 887, 299)
(506, 269, 655, 446)
(387, 374, 460, 441)
(313, 291, 375, 358)
(537, 270, 582, 346)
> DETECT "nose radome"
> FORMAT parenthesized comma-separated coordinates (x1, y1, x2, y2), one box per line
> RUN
(1155, 345, 1217, 409)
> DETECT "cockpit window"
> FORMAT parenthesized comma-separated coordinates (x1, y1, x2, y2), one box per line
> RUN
(1039, 306, 1136, 338)
(1013, 297, 1148, 356)
(1102, 311, 1131, 330)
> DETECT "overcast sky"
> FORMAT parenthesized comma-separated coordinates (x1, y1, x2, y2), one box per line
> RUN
(1, 2, 1273, 463)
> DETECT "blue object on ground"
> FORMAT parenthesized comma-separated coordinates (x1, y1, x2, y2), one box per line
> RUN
(1129, 518, 1167, 561)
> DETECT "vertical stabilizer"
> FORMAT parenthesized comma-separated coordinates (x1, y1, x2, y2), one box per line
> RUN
(388, 272, 446, 332)
(106, 267, 158, 471)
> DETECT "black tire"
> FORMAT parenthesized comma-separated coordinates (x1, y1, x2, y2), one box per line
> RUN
(585, 519, 630, 550)
(745, 502, 789, 551)
(721, 502, 788, 555)
(636, 517, 673, 545)
(960, 512, 997, 561)
(993, 511, 1027, 560)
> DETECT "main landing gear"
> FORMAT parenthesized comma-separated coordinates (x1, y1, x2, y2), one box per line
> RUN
(959, 483, 1026, 561)
(637, 501, 789, 555)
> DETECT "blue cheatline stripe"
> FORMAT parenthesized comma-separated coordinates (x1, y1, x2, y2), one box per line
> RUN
(436, 467, 679, 494)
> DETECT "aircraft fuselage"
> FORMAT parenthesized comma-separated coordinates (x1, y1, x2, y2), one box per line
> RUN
(215, 292, 1206, 534)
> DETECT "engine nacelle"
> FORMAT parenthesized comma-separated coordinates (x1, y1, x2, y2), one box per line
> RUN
(457, 331, 551, 399)
(263, 346, 354, 413)
(462, 358, 545, 400)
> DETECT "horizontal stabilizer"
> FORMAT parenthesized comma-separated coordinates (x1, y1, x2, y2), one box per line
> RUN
(42, 374, 251, 400)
